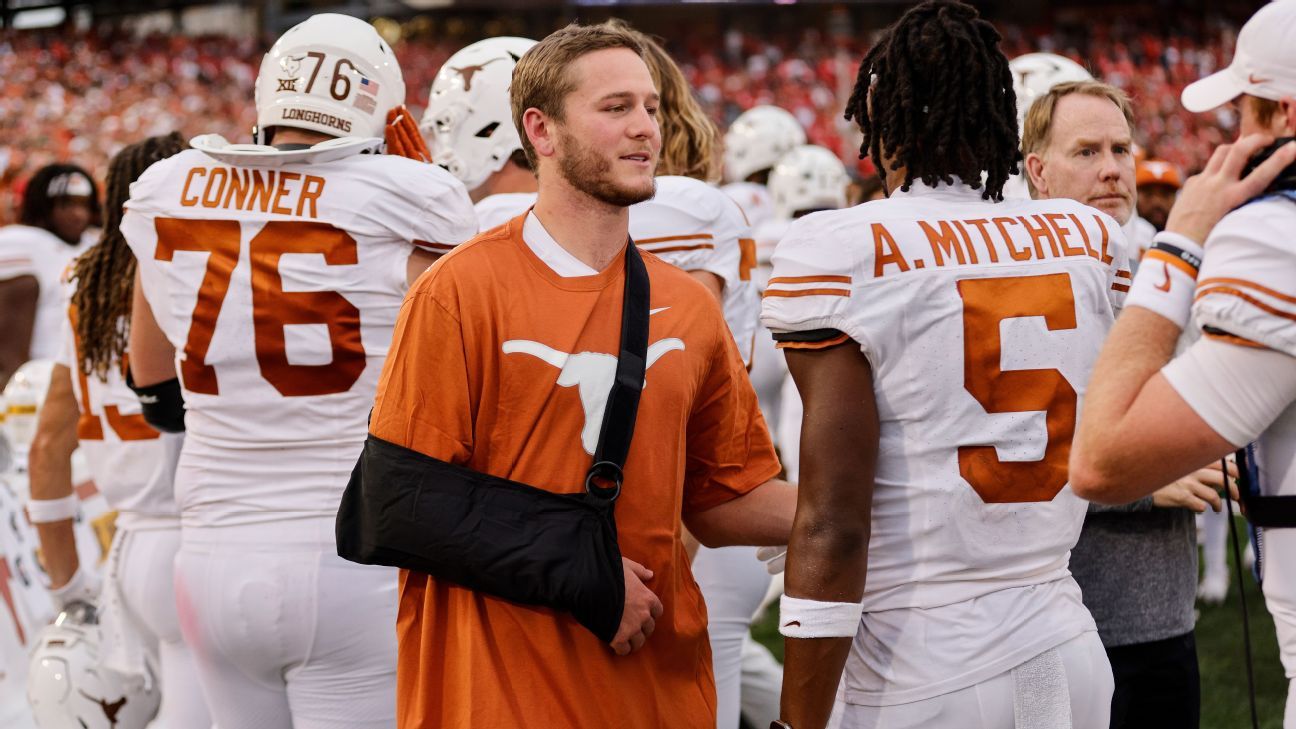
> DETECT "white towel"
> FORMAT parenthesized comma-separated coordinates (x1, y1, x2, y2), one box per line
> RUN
(1012, 647, 1072, 729)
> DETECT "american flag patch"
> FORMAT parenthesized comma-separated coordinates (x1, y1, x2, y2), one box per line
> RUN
(353, 93, 377, 114)
(359, 77, 380, 95)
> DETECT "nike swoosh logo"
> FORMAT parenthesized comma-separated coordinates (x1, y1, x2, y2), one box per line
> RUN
(1250, 73, 1272, 85)
(1155, 262, 1172, 293)
(650, 307, 670, 316)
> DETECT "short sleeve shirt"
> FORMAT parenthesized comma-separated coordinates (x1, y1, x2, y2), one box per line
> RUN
(370, 214, 779, 729)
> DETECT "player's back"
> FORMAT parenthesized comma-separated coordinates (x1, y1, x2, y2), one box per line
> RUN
(632, 176, 759, 365)
(122, 148, 476, 526)
(764, 180, 1131, 610)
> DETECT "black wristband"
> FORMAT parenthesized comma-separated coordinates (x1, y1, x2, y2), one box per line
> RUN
(1149, 241, 1202, 272)
(126, 371, 186, 433)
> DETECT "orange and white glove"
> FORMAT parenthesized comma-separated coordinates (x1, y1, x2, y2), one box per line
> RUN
(385, 105, 432, 163)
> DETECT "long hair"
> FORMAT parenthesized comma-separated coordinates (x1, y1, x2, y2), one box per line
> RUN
(71, 133, 187, 379)
(607, 20, 722, 183)
(844, 0, 1020, 200)
(19, 163, 100, 233)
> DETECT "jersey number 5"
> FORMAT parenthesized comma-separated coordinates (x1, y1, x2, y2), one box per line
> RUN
(957, 273, 1078, 503)
(154, 218, 365, 397)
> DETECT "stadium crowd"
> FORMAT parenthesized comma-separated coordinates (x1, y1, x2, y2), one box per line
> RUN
(0, 15, 1244, 223)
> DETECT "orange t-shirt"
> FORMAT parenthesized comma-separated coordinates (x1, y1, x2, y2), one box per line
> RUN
(370, 214, 780, 729)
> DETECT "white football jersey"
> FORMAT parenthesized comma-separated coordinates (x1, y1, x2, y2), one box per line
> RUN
(762, 179, 1131, 703)
(0, 225, 88, 360)
(721, 181, 775, 229)
(1193, 196, 1296, 501)
(122, 148, 478, 528)
(55, 311, 180, 522)
(475, 192, 537, 231)
(632, 176, 760, 365)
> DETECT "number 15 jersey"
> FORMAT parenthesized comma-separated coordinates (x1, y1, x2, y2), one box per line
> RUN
(122, 148, 478, 528)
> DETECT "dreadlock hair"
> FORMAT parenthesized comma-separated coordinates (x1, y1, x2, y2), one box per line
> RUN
(71, 132, 187, 379)
(844, 0, 1020, 201)
(19, 163, 100, 237)
(605, 19, 722, 183)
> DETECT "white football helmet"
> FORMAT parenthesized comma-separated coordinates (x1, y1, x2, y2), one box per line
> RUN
(3, 360, 53, 453)
(768, 145, 850, 220)
(422, 36, 537, 192)
(28, 603, 160, 729)
(1009, 52, 1094, 130)
(254, 13, 406, 143)
(723, 105, 807, 184)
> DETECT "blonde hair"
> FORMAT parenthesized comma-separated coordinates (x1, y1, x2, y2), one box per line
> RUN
(607, 20, 721, 183)
(1021, 80, 1136, 196)
(510, 22, 645, 169)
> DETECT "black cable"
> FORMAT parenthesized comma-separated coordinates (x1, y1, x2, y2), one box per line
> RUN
(1222, 456, 1260, 729)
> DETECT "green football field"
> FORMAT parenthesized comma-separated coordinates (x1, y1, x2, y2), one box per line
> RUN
(751, 517, 1288, 728)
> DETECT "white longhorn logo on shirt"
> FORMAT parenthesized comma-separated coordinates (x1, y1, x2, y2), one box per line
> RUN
(502, 338, 685, 454)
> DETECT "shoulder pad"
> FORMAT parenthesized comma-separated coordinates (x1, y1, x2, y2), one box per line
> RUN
(189, 134, 384, 167)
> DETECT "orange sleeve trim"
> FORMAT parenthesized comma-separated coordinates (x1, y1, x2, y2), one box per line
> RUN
(1144, 249, 1198, 278)
(776, 332, 851, 350)
(1111, 283, 1130, 293)
(1196, 287, 1296, 322)
(1204, 330, 1266, 348)
(764, 288, 850, 298)
(637, 233, 715, 245)
(74, 480, 99, 500)
(0, 256, 34, 267)
(643, 243, 716, 254)
(1115, 269, 1132, 279)
(1198, 276, 1296, 304)
(767, 274, 853, 285)
(738, 238, 756, 282)
(412, 240, 455, 252)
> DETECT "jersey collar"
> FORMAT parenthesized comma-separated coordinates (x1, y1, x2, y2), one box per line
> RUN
(888, 176, 985, 201)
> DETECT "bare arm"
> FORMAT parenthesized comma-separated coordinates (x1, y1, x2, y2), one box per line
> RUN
(407, 249, 442, 287)
(128, 270, 177, 388)
(684, 477, 796, 548)
(28, 364, 81, 588)
(778, 343, 877, 729)
(1070, 308, 1234, 503)
(687, 270, 724, 302)
(0, 276, 38, 385)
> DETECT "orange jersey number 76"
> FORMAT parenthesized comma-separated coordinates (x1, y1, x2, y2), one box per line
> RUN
(153, 218, 365, 397)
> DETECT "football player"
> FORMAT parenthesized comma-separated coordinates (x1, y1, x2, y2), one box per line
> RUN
(1072, 2, 1296, 725)
(421, 36, 540, 230)
(121, 14, 477, 729)
(763, 2, 1129, 727)
(0, 165, 98, 384)
(750, 144, 850, 479)
(721, 106, 806, 229)
(25, 133, 210, 729)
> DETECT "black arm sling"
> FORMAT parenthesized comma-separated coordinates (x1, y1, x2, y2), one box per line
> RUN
(336, 241, 649, 643)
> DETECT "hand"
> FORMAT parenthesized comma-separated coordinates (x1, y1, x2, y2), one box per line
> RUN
(1166, 134, 1296, 244)
(385, 105, 433, 163)
(1152, 461, 1239, 513)
(610, 557, 662, 656)
(757, 545, 787, 575)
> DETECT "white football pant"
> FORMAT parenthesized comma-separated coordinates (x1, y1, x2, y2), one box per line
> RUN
(693, 545, 773, 729)
(836, 631, 1112, 729)
(107, 524, 211, 729)
(1260, 529, 1296, 728)
(173, 519, 397, 729)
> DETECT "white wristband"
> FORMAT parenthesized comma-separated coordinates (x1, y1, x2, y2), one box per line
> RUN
(26, 495, 79, 523)
(778, 594, 864, 638)
(1125, 232, 1204, 330)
